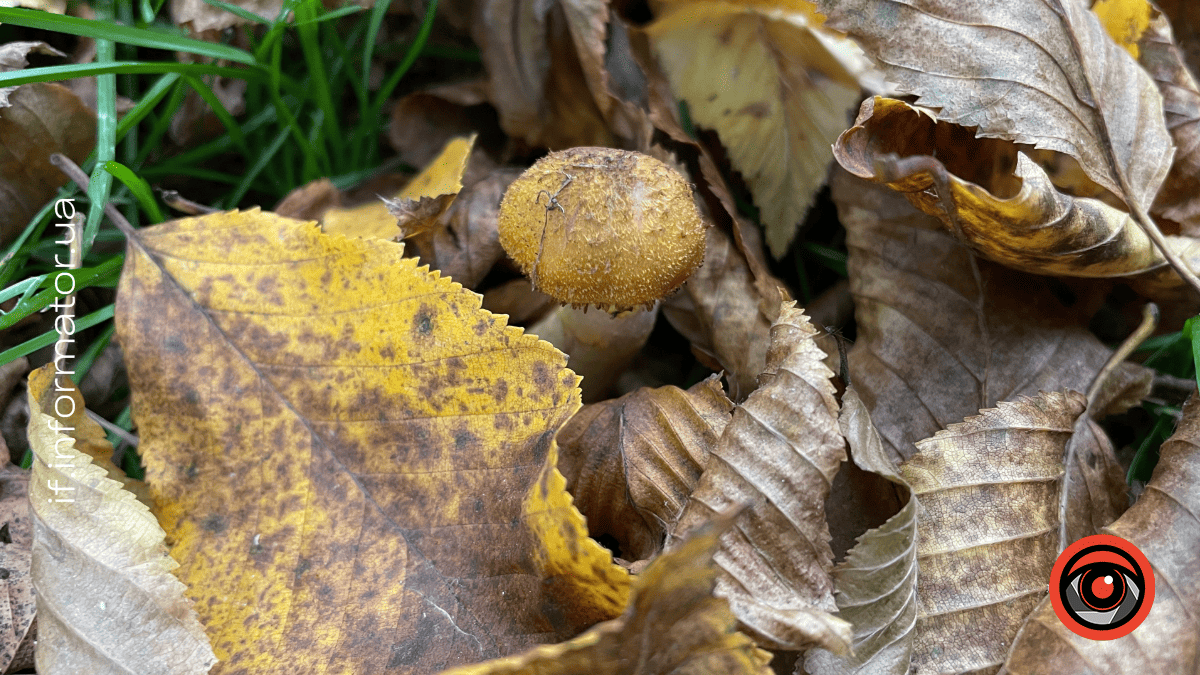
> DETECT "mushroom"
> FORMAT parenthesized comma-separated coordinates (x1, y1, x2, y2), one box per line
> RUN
(497, 147, 706, 313)
(497, 147, 707, 400)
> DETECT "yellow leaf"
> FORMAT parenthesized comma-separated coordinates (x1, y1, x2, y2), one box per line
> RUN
(26, 365, 216, 674)
(440, 512, 772, 675)
(115, 208, 628, 673)
(1093, 0, 1153, 58)
(322, 134, 475, 241)
(647, 2, 859, 257)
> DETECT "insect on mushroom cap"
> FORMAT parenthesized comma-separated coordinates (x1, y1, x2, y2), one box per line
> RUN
(497, 147, 707, 312)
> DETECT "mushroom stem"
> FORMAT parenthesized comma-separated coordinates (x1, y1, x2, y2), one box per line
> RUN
(529, 303, 660, 403)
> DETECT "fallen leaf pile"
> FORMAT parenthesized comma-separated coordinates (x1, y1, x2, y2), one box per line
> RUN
(9, 0, 1200, 673)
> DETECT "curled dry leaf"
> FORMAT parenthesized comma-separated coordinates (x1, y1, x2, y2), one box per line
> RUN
(816, 0, 1178, 275)
(1003, 391, 1200, 675)
(556, 375, 732, 562)
(647, 0, 860, 258)
(806, 387, 917, 675)
(116, 209, 630, 673)
(900, 390, 1086, 675)
(832, 168, 1152, 464)
(669, 302, 851, 653)
(323, 135, 476, 241)
(662, 226, 775, 402)
(440, 511, 772, 675)
(833, 96, 1200, 294)
(171, 0, 282, 32)
(0, 413, 32, 674)
(26, 365, 216, 674)
(0, 47, 95, 246)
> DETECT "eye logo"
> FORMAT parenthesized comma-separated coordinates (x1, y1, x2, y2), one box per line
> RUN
(1050, 534, 1154, 640)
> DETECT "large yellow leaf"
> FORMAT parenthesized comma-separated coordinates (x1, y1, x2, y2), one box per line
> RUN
(900, 390, 1086, 675)
(115, 209, 629, 673)
(440, 512, 772, 675)
(26, 365, 216, 674)
(647, 1, 859, 257)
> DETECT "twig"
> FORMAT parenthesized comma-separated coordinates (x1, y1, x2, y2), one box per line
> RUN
(48, 153, 136, 238)
(159, 189, 218, 215)
(85, 408, 139, 448)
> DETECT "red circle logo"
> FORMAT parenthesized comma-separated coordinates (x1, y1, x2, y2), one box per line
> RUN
(1050, 534, 1154, 640)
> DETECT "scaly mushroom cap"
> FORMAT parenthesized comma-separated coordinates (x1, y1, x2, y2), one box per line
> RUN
(498, 147, 706, 312)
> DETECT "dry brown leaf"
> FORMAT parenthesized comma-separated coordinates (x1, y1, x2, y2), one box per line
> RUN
(441, 512, 772, 675)
(0, 42, 65, 107)
(26, 365, 216, 674)
(833, 96, 1200, 293)
(388, 80, 493, 171)
(556, 375, 732, 563)
(170, 0, 282, 32)
(0, 48, 95, 246)
(669, 301, 851, 653)
(116, 208, 630, 673)
(1135, 7, 1200, 236)
(661, 226, 775, 402)
(805, 387, 917, 675)
(0, 428, 32, 674)
(900, 390, 1086, 675)
(405, 167, 517, 290)
(816, 0, 1174, 236)
(831, 168, 1152, 465)
(1002, 391, 1200, 675)
(473, 0, 612, 149)
(274, 177, 341, 222)
(647, 0, 860, 258)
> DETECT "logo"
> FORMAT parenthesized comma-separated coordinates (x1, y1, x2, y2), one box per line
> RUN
(1050, 534, 1154, 640)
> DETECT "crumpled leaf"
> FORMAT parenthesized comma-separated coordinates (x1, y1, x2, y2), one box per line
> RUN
(171, 0, 282, 32)
(440, 511, 772, 675)
(323, 135, 475, 241)
(405, 168, 517, 290)
(833, 96, 1200, 293)
(669, 301, 851, 653)
(0, 418, 33, 674)
(116, 208, 629, 673)
(473, 0, 613, 149)
(647, 0, 860, 258)
(0, 44, 95, 246)
(662, 226, 776, 402)
(805, 387, 917, 675)
(900, 390, 1086, 675)
(26, 365, 216, 674)
(816, 0, 1173, 223)
(832, 168, 1152, 466)
(1003, 391, 1200, 675)
(556, 375, 733, 563)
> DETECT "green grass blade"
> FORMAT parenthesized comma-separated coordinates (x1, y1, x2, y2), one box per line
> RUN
(296, 1, 343, 159)
(104, 162, 165, 223)
(181, 74, 251, 157)
(84, 28, 118, 254)
(0, 257, 123, 331)
(227, 125, 290, 206)
(0, 304, 116, 368)
(202, 0, 271, 24)
(73, 321, 115, 383)
(0, 8, 256, 65)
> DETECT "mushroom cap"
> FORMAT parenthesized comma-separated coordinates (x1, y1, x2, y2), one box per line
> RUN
(497, 147, 706, 312)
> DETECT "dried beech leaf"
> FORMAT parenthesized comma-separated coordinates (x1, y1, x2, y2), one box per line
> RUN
(647, 1, 859, 258)
(171, 0, 283, 32)
(0, 81, 95, 246)
(806, 387, 917, 675)
(0, 435, 32, 673)
(1003, 391, 1200, 675)
(0, 42, 65, 107)
(669, 302, 851, 653)
(26, 366, 216, 674)
(832, 168, 1152, 466)
(662, 226, 775, 402)
(834, 96, 1200, 293)
(900, 390, 1086, 675)
(816, 0, 1173, 221)
(323, 135, 475, 241)
(1135, 8, 1200, 235)
(556, 375, 733, 562)
(388, 81, 492, 170)
(116, 209, 629, 673)
(441, 512, 772, 675)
